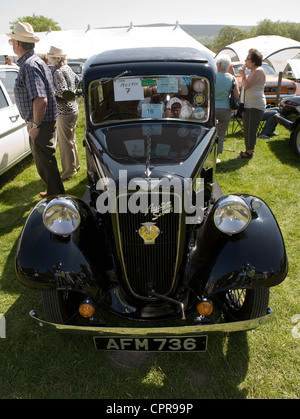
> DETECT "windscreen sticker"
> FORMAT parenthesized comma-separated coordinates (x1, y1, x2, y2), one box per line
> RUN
(157, 78, 178, 93)
(142, 124, 162, 136)
(193, 93, 205, 105)
(181, 77, 192, 85)
(142, 79, 157, 87)
(194, 107, 205, 119)
(114, 78, 144, 101)
(141, 103, 164, 118)
(193, 80, 206, 92)
(124, 139, 144, 157)
(155, 143, 171, 157)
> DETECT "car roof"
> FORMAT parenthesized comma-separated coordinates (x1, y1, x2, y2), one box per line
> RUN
(0, 64, 19, 70)
(83, 47, 216, 85)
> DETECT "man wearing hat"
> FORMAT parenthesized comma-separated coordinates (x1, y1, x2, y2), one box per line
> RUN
(7, 22, 65, 198)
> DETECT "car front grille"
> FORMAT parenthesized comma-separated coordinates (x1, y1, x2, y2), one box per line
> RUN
(115, 192, 183, 299)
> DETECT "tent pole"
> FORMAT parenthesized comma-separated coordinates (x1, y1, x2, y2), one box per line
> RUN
(276, 72, 283, 107)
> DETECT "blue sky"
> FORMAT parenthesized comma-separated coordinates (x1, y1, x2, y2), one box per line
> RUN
(1, 0, 299, 33)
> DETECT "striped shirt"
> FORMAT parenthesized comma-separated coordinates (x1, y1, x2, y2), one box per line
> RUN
(15, 50, 58, 122)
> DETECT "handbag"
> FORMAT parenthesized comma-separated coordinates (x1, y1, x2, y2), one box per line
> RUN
(230, 78, 239, 110)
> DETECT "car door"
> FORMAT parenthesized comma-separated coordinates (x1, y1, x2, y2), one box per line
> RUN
(0, 69, 30, 176)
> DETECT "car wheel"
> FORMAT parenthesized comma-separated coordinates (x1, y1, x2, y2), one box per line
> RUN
(42, 290, 81, 324)
(290, 124, 300, 158)
(222, 288, 270, 321)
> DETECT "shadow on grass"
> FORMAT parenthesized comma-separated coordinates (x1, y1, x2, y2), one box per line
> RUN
(216, 155, 252, 174)
(1, 229, 250, 399)
(0, 154, 33, 190)
(1, 226, 250, 398)
(0, 287, 250, 399)
(0, 179, 41, 237)
(0, 137, 250, 399)
(268, 137, 300, 170)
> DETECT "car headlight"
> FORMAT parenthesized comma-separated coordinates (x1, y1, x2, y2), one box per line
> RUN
(213, 195, 251, 235)
(43, 197, 81, 236)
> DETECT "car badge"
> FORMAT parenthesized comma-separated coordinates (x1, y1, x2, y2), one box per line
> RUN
(138, 222, 160, 245)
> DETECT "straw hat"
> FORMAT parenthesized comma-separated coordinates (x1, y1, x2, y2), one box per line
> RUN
(48, 46, 67, 57)
(6, 22, 39, 43)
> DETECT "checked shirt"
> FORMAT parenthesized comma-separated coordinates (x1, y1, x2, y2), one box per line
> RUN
(15, 50, 58, 122)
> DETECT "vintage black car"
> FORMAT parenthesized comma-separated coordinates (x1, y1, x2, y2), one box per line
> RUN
(15, 47, 288, 352)
(275, 95, 300, 157)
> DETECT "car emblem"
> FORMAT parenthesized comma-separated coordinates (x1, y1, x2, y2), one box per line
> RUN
(138, 222, 160, 245)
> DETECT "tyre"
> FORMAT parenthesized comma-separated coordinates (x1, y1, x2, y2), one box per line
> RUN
(290, 124, 300, 158)
(222, 288, 270, 321)
(42, 290, 82, 324)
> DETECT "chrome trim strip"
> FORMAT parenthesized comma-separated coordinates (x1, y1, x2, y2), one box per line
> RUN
(29, 309, 273, 336)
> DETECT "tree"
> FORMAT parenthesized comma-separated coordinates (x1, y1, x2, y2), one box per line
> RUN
(211, 26, 249, 53)
(250, 19, 300, 42)
(10, 14, 61, 32)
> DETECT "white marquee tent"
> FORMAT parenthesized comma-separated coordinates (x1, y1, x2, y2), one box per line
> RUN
(216, 35, 300, 74)
(1, 24, 214, 60)
(288, 59, 300, 79)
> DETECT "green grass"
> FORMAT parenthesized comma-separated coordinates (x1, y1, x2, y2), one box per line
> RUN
(0, 100, 299, 399)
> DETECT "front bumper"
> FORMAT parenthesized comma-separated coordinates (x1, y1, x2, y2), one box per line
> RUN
(275, 114, 294, 131)
(29, 308, 273, 337)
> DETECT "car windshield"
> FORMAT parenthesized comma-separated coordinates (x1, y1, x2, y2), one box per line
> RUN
(232, 63, 277, 77)
(69, 64, 83, 74)
(89, 75, 210, 125)
(94, 122, 208, 163)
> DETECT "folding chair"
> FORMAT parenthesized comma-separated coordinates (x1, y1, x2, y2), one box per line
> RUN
(226, 110, 243, 135)
(226, 110, 266, 136)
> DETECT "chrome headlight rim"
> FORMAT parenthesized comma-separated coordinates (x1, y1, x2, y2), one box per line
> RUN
(43, 197, 81, 236)
(213, 195, 252, 235)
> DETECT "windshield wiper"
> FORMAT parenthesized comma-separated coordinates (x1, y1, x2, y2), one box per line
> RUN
(101, 70, 132, 85)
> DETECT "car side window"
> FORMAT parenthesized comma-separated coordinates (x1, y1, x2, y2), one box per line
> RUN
(0, 86, 9, 109)
(0, 70, 18, 104)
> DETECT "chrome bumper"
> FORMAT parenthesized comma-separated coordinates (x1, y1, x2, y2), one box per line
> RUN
(29, 309, 273, 337)
(275, 114, 294, 131)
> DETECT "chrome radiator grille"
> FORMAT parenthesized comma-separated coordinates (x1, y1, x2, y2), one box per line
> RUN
(116, 193, 182, 298)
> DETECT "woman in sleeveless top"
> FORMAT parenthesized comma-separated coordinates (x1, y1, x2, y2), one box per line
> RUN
(238, 49, 266, 158)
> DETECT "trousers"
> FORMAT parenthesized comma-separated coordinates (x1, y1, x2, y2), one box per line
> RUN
(28, 121, 65, 196)
(215, 108, 231, 154)
(242, 107, 264, 150)
(56, 112, 80, 180)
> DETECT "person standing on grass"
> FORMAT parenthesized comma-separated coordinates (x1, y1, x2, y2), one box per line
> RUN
(7, 22, 65, 198)
(48, 46, 80, 181)
(215, 54, 240, 162)
(237, 48, 266, 159)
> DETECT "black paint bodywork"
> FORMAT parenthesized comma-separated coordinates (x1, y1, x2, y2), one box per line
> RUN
(15, 47, 288, 325)
(276, 95, 300, 157)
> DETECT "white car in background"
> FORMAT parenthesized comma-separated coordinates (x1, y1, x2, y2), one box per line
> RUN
(0, 64, 30, 176)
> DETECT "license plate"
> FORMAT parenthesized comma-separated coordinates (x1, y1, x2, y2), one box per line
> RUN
(93, 336, 207, 352)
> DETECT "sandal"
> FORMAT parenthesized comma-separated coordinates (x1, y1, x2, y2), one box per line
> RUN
(237, 151, 254, 159)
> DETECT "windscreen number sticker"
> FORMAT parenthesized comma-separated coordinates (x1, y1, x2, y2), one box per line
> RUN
(114, 78, 144, 101)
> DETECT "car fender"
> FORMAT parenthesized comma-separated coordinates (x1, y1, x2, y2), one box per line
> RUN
(15, 197, 111, 296)
(188, 195, 288, 296)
